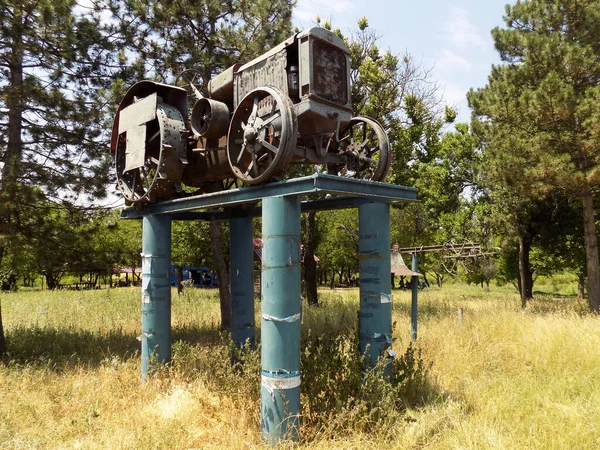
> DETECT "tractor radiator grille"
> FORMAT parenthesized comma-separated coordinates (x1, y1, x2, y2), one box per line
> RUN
(312, 40, 348, 105)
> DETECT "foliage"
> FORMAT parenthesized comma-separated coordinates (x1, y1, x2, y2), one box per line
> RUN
(1, 202, 141, 289)
(115, 0, 295, 84)
(171, 221, 214, 268)
(310, 19, 480, 286)
(314, 209, 359, 285)
(468, 0, 600, 310)
(301, 330, 431, 438)
(338, 18, 457, 191)
(0, 0, 140, 300)
(0, 1, 125, 203)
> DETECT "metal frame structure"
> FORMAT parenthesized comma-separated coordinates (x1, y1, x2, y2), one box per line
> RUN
(122, 173, 417, 444)
(396, 242, 484, 342)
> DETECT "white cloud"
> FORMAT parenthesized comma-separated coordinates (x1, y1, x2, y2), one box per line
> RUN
(441, 6, 486, 50)
(436, 48, 472, 74)
(441, 82, 468, 108)
(439, 81, 471, 123)
(293, 0, 355, 24)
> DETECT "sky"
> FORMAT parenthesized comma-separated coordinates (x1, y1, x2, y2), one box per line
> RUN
(293, 0, 512, 123)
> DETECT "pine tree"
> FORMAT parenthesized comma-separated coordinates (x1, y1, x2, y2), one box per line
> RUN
(0, 0, 134, 354)
(115, 0, 295, 328)
(468, 0, 600, 311)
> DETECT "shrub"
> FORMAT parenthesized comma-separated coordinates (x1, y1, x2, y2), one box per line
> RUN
(300, 329, 431, 440)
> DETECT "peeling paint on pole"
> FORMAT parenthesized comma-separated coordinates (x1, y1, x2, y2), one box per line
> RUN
(141, 215, 172, 381)
(260, 196, 301, 444)
(230, 216, 255, 348)
(359, 203, 392, 370)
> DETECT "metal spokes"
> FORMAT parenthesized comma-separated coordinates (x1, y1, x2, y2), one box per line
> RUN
(327, 116, 390, 182)
(175, 69, 204, 100)
(227, 87, 297, 185)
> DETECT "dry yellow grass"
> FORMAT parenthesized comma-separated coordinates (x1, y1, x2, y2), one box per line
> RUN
(1, 284, 599, 449)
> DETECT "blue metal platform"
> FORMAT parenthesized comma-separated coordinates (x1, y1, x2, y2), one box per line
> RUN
(120, 173, 418, 219)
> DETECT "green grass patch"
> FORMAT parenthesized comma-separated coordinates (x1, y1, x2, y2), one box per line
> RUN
(1, 284, 599, 449)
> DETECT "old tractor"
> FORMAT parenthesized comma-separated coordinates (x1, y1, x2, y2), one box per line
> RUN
(110, 27, 391, 205)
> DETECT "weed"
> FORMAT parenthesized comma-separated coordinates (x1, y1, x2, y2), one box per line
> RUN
(300, 328, 431, 441)
(1, 285, 599, 449)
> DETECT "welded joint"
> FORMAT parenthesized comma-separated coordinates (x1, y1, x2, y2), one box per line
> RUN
(361, 332, 393, 344)
(361, 333, 395, 359)
(141, 252, 169, 271)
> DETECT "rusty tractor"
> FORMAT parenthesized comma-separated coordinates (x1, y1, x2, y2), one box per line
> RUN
(110, 27, 391, 205)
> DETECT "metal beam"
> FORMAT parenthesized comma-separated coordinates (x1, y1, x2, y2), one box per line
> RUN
(313, 174, 417, 200)
(397, 243, 481, 254)
(411, 253, 418, 342)
(120, 173, 417, 219)
(165, 196, 390, 221)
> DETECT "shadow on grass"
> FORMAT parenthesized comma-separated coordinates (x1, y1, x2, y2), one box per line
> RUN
(393, 299, 458, 319)
(532, 290, 578, 298)
(529, 292, 590, 315)
(3, 323, 224, 368)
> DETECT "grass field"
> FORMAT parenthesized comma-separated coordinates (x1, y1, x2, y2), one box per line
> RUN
(1, 284, 599, 449)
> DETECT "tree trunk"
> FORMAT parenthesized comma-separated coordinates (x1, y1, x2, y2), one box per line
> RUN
(578, 271, 585, 299)
(330, 270, 335, 289)
(518, 234, 534, 308)
(0, 301, 5, 357)
(45, 272, 61, 290)
(423, 273, 430, 288)
(516, 262, 522, 295)
(210, 220, 231, 329)
(0, 28, 24, 359)
(303, 211, 318, 306)
(435, 272, 443, 288)
(176, 265, 183, 295)
(581, 183, 600, 312)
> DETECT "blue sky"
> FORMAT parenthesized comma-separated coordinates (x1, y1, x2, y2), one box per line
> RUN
(293, 0, 512, 123)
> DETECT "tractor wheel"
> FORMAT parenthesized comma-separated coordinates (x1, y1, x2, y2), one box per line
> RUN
(327, 116, 390, 182)
(227, 86, 297, 185)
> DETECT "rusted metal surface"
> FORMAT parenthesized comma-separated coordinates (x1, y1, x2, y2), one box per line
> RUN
(115, 95, 188, 204)
(191, 98, 230, 138)
(111, 27, 391, 205)
(391, 250, 420, 276)
(207, 63, 241, 103)
(235, 52, 288, 107)
(311, 39, 348, 105)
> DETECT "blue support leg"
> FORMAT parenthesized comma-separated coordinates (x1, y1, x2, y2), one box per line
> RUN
(260, 196, 301, 444)
(359, 202, 392, 369)
(141, 215, 172, 381)
(411, 253, 418, 341)
(230, 216, 255, 349)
